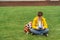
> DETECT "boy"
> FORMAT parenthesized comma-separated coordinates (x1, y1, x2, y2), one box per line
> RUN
(30, 12, 49, 36)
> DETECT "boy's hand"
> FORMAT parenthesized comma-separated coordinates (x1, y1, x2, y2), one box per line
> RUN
(36, 27, 42, 30)
(42, 27, 44, 29)
(38, 27, 45, 30)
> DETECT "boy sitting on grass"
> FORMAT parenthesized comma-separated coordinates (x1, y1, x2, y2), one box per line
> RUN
(24, 12, 49, 37)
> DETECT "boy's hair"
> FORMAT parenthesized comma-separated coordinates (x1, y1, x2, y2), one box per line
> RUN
(38, 12, 43, 16)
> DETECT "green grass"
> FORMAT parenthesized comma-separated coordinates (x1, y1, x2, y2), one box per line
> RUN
(0, 6, 60, 40)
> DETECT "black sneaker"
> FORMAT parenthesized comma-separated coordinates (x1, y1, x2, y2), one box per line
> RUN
(45, 34, 48, 37)
(43, 33, 48, 37)
(31, 33, 36, 35)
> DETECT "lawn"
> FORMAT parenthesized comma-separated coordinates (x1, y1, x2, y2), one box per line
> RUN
(0, 6, 60, 40)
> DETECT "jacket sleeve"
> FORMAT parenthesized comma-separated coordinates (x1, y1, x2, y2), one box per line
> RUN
(32, 17, 38, 29)
(43, 18, 48, 29)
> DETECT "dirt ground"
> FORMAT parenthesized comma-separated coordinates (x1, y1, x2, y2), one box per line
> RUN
(0, 1, 60, 6)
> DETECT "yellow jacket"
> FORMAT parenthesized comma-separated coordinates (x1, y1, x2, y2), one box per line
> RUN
(32, 16, 48, 29)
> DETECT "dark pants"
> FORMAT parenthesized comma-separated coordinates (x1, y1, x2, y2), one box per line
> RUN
(30, 28, 49, 35)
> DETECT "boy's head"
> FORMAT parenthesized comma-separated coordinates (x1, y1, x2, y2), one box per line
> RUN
(38, 12, 43, 17)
